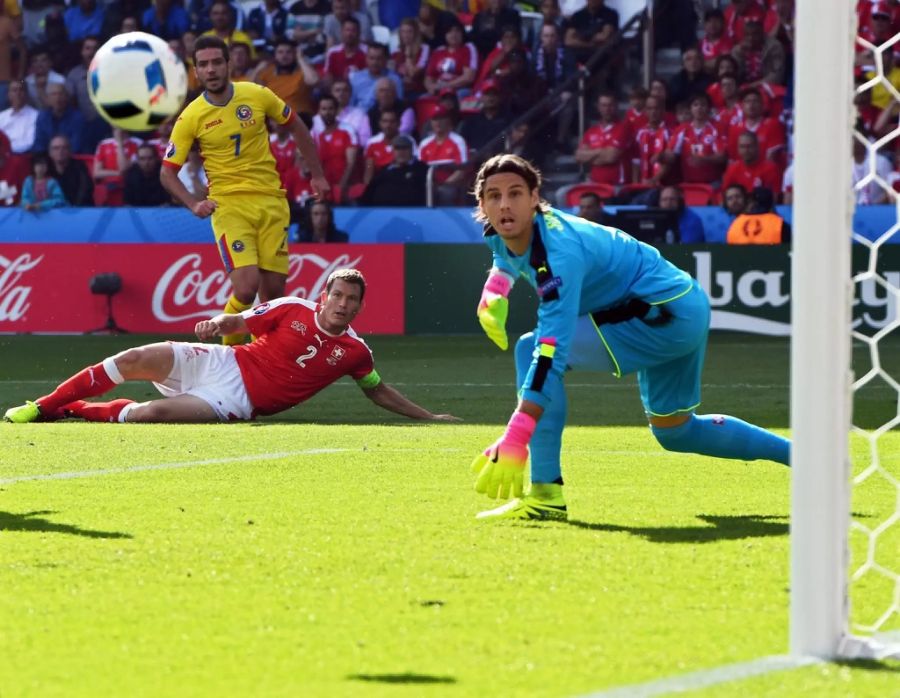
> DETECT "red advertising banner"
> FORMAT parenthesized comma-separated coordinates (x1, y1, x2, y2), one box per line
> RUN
(0, 244, 405, 334)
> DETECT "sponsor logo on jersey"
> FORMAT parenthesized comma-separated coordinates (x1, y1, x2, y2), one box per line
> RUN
(253, 302, 271, 315)
(165, 141, 176, 159)
(537, 276, 563, 297)
(231, 240, 245, 252)
(204, 118, 223, 130)
(236, 105, 253, 121)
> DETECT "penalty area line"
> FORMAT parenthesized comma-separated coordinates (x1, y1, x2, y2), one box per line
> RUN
(576, 654, 822, 698)
(0, 448, 351, 485)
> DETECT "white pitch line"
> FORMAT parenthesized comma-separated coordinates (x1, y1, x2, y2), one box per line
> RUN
(0, 448, 350, 485)
(0, 380, 798, 389)
(576, 655, 821, 698)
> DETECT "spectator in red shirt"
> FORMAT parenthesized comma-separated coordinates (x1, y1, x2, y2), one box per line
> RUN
(724, 0, 777, 43)
(722, 131, 781, 196)
(269, 119, 298, 182)
(424, 21, 478, 95)
(313, 94, 358, 202)
(93, 127, 143, 206)
(664, 92, 727, 185)
(474, 24, 524, 92)
(727, 87, 786, 162)
(701, 9, 733, 72)
(363, 107, 407, 186)
(393, 17, 430, 98)
(322, 16, 367, 88)
(632, 95, 673, 187)
(623, 86, 649, 133)
(575, 92, 631, 186)
(709, 74, 741, 129)
(419, 105, 468, 201)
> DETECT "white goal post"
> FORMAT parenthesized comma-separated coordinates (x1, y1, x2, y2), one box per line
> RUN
(791, 0, 900, 660)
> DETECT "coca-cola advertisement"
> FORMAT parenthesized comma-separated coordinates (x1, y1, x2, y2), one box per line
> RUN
(0, 244, 405, 334)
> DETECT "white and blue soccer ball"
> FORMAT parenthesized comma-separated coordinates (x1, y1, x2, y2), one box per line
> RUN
(88, 32, 187, 133)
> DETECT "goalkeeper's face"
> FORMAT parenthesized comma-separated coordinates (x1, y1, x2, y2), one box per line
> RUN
(479, 172, 540, 245)
(318, 279, 363, 333)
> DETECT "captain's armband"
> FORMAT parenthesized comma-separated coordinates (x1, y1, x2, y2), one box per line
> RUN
(356, 370, 382, 390)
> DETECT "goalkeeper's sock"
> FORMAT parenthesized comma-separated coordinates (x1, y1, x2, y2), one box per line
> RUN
(221, 295, 253, 346)
(66, 399, 135, 423)
(529, 482, 566, 506)
(36, 359, 124, 415)
(651, 414, 790, 466)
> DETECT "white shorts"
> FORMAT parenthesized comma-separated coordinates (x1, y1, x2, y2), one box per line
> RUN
(153, 342, 254, 421)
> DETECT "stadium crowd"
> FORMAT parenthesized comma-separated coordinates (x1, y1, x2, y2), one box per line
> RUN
(0, 0, 895, 242)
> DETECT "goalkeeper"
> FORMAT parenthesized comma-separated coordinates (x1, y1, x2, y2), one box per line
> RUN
(470, 154, 790, 521)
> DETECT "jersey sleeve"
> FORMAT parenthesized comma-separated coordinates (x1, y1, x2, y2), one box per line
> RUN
(162, 111, 195, 169)
(258, 84, 294, 125)
(240, 298, 295, 336)
(519, 246, 584, 409)
(348, 342, 376, 383)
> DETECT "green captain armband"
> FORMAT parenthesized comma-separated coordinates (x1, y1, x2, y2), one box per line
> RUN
(356, 370, 382, 389)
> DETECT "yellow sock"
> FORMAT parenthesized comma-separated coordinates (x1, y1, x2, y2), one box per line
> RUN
(221, 295, 253, 346)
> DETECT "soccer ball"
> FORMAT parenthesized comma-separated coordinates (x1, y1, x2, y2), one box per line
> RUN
(88, 32, 187, 133)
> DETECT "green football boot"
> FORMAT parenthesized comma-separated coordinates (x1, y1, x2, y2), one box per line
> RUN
(476, 483, 568, 521)
(4, 401, 41, 424)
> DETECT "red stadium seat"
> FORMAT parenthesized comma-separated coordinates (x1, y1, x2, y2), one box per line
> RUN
(562, 182, 616, 207)
(680, 183, 715, 206)
(414, 95, 441, 128)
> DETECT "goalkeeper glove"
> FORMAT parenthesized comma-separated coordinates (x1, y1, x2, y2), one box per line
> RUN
(476, 270, 513, 350)
(471, 411, 537, 500)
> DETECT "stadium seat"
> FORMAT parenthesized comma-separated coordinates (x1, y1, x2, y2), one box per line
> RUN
(680, 183, 715, 206)
(561, 182, 616, 207)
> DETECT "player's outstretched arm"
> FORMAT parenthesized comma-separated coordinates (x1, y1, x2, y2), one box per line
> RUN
(362, 383, 460, 422)
(195, 313, 250, 340)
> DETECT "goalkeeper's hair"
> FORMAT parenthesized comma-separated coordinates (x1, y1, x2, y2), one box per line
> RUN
(472, 154, 551, 222)
(326, 268, 366, 301)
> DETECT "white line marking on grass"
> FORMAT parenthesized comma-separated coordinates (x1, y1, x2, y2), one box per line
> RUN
(0, 448, 350, 485)
(577, 655, 822, 698)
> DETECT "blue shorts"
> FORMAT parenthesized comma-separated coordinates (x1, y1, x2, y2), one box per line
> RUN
(567, 280, 710, 417)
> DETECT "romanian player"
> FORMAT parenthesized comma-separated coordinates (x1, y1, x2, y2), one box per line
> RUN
(469, 154, 790, 520)
(160, 35, 329, 345)
(4, 270, 459, 425)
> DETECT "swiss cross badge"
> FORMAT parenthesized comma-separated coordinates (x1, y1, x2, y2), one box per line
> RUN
(326, 346, 346, 366)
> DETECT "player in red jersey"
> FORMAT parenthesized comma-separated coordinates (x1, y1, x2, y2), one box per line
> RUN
(664, 92, 727, 184)
(4, 270, 458, 424)
(575, 92, 631, 185)
(632, 95, 673, 186)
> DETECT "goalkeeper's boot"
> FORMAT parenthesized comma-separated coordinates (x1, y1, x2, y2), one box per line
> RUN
(476, 483, 568, 521)
(4, 400, 42, 423)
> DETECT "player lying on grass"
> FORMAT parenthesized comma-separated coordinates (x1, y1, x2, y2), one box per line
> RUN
(470, 154, 790, 521)
(4, 269, 458, 425)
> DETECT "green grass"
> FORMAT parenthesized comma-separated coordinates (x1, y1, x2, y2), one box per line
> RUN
(0, 334, 898, 697)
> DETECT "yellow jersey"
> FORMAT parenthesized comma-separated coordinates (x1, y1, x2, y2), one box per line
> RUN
(164, 81, 292, 198)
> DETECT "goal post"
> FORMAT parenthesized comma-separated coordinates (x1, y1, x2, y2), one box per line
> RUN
(791, 0, 900, 661)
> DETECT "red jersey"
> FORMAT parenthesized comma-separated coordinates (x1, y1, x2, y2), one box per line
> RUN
(269, 134, 297, 178)
(624, 107, 648, 133)
(94, 137, 142, 173)
(418, 132, 467, 164)
(727, 116, 786, 161)
(314, 125, 358, 187)
(724, 1, 777, 42)
(234, 297, 376, 417)
(721, 157, 782, 194)
(713, 103, 742, 130)
(324, 44, 368, 82)
(701, 35, 733, 63)
(283, 166, 312, 203)
(392, 44, 430, 93)
(634, 123, 672, 182)
(364, 132, 403, 170)
(426, 43, 479, 82)
(148, 137, 169, 160)
(667, 121, 727, 183)
(580, 122, 630, 185)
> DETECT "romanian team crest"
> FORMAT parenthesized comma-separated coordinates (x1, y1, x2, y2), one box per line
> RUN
(236, 104, 253, 121)
(231, 240, 245, 252)
(165, 141, 176, 158)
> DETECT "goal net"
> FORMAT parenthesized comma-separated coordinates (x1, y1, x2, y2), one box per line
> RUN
(791, 0, 900, 660)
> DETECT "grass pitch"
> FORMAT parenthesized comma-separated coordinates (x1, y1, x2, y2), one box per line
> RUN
(0, 334, 897, 697)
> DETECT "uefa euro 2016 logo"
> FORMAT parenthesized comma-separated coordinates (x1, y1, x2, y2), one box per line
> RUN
(235, 105, 252, 121)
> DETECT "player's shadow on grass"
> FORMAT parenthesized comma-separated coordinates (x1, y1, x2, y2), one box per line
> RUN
(834, 659, 900, 673)
(565, 514, 788, 543)
(0, 510, 132, 539)
(347, 673, 456, 685)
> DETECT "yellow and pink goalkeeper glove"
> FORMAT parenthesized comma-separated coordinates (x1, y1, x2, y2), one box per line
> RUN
(476, 271, 513, 350)
(471, 412, 537, 499)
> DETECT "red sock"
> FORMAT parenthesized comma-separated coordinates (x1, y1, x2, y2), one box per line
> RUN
(36, 362, 119, 415)
(66, 399, 135, 423)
